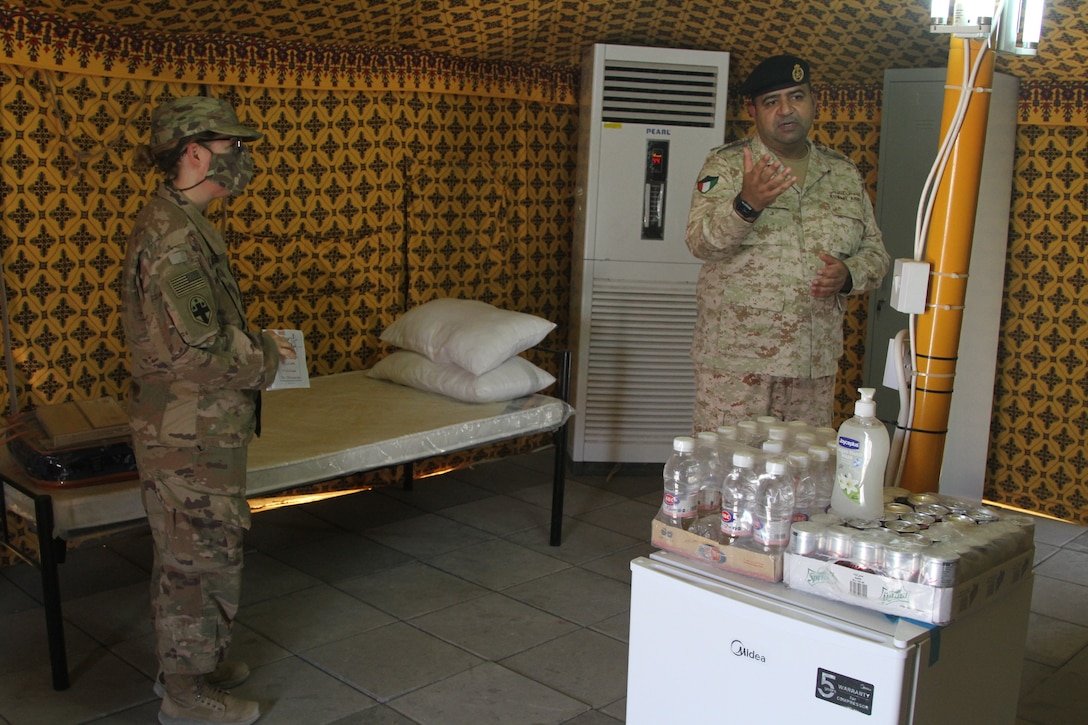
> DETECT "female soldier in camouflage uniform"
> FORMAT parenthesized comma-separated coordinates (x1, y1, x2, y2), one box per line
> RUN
(123, 95, 295, 725)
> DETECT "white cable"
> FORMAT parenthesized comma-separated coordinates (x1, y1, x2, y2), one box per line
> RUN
(892, 13, 1000, 487)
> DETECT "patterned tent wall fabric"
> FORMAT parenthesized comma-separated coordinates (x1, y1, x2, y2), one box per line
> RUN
(2, 67, 1088, 535)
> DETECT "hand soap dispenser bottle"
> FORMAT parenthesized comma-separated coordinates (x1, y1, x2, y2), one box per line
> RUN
(831, 387, 889, 520)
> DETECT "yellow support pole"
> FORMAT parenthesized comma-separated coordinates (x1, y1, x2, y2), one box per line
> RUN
(900, 37, 995, 492)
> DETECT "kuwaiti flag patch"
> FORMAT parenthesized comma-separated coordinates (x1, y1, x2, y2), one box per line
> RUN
(697, 175, 718, 193)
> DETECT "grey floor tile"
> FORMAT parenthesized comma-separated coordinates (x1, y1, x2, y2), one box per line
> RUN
(381, 475, 498, 513)
(590, 611, 630, 644)
(329, 704, 422, 724)
(446, 457, 553, 493)
(0, 647, 153, 725)
(3, 545, 148, 603)
(0, 607, 100, 678)
(412, 591, 577, 661)
(264, 531, 413, 583)
(1034, 548, 1088, 587)
(573, 500, 659, 540)
(305, 622, 482, 701)
(1030, 575, 1088, 627)
(0, 572, 37, 614)
(600, 697, 626, 722)
(563, 709, 623, 724)
(425, 538, 569, 590)
(246, 505, 344, 552)
(511, 479, 629, 517)
(241, 550, 323, 606)
(304, 489, 427, 532)
(502, 628, 628, 709)
(390, 662, 588, 725)
(436, 494, 552, 537)
(1031, 517, 1088, 548)
(1033, 541, 1059, 567)
(243, 655, 379, 725)
(1017, 645, 1088, 725)
(363, 512, 493, 559)
(505, 518, 641, 565)
(86, 698, 163, 723)
(63, 581, 151, 646)
(1024, 612, 1088, 668)
(1066, 529, 1088, 554)
(580, 543, 658, 584)
(239, 584, 395, 653)
(1019, 658, 1056, 700)
(504, 567, 631, 626)
(336, 561, 488, 620)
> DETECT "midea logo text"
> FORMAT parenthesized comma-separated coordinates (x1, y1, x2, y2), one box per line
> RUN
(731, 639, 767, 663)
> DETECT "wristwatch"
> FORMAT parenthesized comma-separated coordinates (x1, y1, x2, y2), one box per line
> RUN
(733, 195, 761, 223)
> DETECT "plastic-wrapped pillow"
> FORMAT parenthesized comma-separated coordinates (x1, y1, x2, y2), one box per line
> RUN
(379, 298, 556, 375)
(367, 351, 556, 404)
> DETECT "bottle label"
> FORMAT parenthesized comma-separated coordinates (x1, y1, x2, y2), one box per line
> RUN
(752, 515, 790, 546)
(836, 436, 864, 503)
(663, 490, 698, 520)
(720, 508, 750, 538)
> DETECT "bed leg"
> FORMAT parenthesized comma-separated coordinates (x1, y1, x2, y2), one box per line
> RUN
(402, 461, 414, 491)
(548, 348, 571, 546)
(34, 496, 70, 690)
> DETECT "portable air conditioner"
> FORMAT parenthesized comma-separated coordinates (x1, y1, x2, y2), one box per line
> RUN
(569, 44, 730, 465)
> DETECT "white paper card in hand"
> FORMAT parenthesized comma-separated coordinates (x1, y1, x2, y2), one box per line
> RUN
(265, 329, 310, 390)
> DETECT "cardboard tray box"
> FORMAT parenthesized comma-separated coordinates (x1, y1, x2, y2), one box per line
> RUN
(650, 521, 783, 582)
(783, 546, 1034, 624)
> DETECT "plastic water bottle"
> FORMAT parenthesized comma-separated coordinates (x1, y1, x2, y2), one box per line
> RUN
(736, 420, 760, 447)
(656, 436, 701, 530)
(720, 448, 759, 544)
(787, 450, 817, 522)
(691, 432, 724, 538)
(749, 457, 795, 552)
(808, 444, 834, 513)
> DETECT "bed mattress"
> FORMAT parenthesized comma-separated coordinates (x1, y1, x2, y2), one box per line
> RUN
(2, 371, 572, 538)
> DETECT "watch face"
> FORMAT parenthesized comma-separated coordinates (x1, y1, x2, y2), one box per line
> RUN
(735, 197, 760, 221)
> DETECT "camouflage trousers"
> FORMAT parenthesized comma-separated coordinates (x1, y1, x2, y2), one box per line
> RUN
(693, 363, 835, 433)
(135, 440, 249, 676)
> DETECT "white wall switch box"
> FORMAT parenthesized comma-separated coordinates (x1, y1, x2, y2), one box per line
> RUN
(891, 258, 930, 314)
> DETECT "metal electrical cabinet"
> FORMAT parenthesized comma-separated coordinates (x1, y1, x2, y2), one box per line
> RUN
(569, 44, 730, 465)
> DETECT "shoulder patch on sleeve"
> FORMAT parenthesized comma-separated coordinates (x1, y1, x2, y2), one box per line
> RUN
(166, 268, 215, 328)
(697, 176, 719, 193)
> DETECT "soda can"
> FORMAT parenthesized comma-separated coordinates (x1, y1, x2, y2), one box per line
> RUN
(967, 507, 1000, 524)
(919, 545, 960, 586)
(824, 525, 855, 559)
(901, 512, 936, 530)
(810, 512, 843, 527)
(938, 495, 973, 514)
(883, 503, 913, 520)
(884, 486, 911, 503)
(846, 518, 882, 531)
(851, 533, 886, 569)
(907, 492, 942, 507)
(883, 541, 923, 581)
(883, 519, 920, 535)
(914, 503, 949, 520)
(944, 513, 977, 527)
(789, 521, 826, 556)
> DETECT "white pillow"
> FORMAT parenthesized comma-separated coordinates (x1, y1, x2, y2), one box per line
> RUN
(379, 298, 556, 375)
(368, 351, 556, 404)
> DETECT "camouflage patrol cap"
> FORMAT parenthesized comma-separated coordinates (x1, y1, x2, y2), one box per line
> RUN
(150, 96, 262, 151)
(738, 55, 812, 99)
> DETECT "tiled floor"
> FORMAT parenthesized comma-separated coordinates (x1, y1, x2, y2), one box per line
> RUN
(0, 449, 1086, 724)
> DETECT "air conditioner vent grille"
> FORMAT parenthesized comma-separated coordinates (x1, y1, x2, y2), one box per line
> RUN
(602, 61, 720, 127)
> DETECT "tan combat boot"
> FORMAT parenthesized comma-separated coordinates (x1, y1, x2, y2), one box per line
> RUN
(154, 661, 250, 698)
(159, 674, 260, 725)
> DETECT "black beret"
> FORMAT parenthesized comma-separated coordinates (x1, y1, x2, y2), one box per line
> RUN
(738, 55, 812, 98)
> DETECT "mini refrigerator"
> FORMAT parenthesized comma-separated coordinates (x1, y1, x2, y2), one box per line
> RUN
(627, 552, 1031, 724)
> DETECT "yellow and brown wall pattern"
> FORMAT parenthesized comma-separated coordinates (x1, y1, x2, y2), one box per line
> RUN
(1, 7, 1087, 530)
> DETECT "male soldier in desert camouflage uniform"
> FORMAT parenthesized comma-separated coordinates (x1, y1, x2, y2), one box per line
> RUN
(686, 55, 889, 432)
(122, 95, 296, 725)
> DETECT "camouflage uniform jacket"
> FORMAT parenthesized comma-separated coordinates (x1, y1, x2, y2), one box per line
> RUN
(686, 136, 889, 378)
(122, 184, 279, 449)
